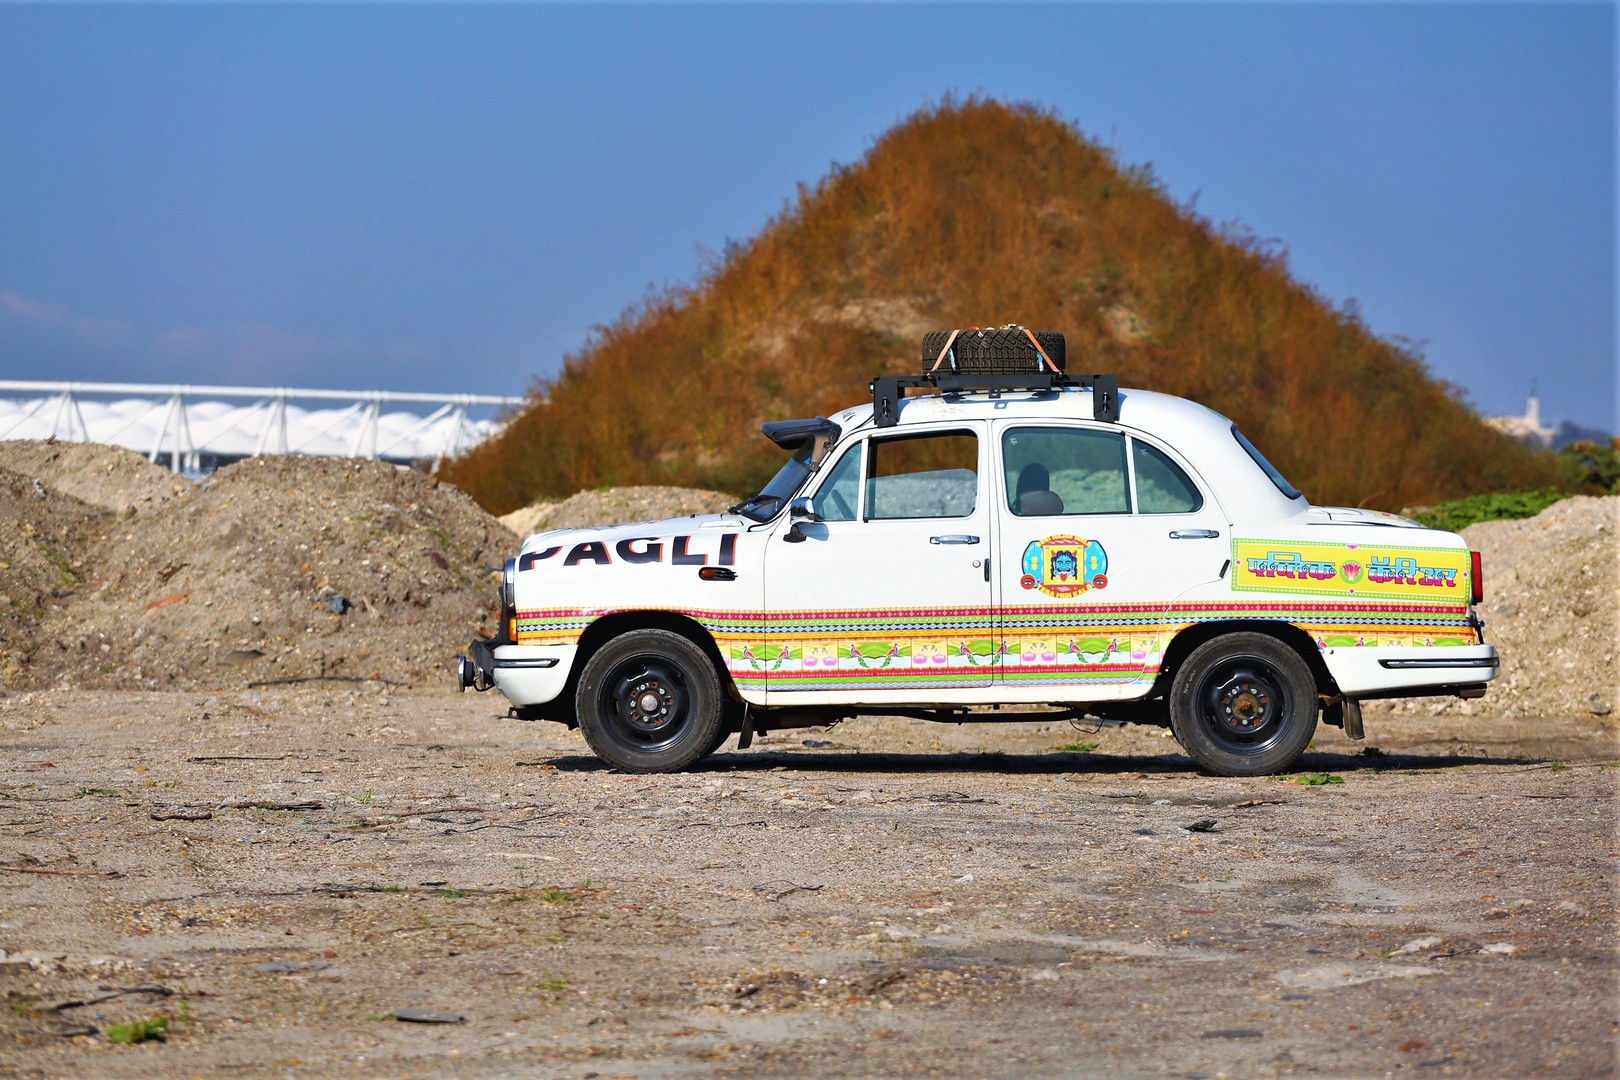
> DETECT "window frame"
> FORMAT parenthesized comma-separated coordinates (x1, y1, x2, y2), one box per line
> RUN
(994, 422, 1210, 519)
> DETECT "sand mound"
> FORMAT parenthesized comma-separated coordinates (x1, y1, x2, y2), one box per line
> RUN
(0, 439, 185, 515)
(499, 485, 736, 537)
(1374, 495, 1619, 723)
(24, 456, 509, 691)
(2, 445, 1612, 711)
(0, 468, 109, 679)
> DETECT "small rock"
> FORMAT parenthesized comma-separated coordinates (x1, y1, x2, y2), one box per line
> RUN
(1389, 935, 1444, 956)
(395, 1009, 464, 1023)
(1479, 943, 1517, 955)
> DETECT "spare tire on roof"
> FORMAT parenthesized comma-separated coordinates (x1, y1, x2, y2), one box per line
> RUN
(922, 328, 1066, 375)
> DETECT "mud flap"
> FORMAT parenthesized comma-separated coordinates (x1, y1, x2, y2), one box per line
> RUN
(1322, 696, 1365, 741)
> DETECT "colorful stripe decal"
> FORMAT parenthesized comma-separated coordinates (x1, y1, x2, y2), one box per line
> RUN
(515, 600, 1478, 691)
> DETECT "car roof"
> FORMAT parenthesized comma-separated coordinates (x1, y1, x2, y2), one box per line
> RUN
(829, 384, 1306, 522)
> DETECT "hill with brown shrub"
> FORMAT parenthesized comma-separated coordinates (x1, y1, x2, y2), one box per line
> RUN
(443, 98, 1558, 514)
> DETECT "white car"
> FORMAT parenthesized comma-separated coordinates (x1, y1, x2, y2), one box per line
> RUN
(458, 327, 1495, 776)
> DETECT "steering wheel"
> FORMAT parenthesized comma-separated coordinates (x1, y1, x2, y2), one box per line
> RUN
(827, 488, 853, 521)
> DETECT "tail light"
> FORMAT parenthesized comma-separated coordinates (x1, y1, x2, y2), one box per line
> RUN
(1470, 550, 1483, 604)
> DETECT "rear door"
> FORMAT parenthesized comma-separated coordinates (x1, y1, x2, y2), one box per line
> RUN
(760, 423, 996, 699)
(992, 422, 1228, 692)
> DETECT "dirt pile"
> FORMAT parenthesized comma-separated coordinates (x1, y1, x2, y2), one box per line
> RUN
(0, 469, 108, 679)
(10, 454, 509, 691)
(2, 438, 1613, 711)
(0, 438, 183, 514)
(1374, 495, 1619, 723)
(499, 485, 736, 537)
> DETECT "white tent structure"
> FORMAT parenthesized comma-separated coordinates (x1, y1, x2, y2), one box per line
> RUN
(0, 381, 519, 474)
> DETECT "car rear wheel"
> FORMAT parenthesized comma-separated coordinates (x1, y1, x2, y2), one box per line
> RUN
(575, 629, 724, 773)
(1169, 632, 1319, 777)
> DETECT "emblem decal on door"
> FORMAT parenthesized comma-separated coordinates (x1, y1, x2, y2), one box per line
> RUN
(1020, 535, 1109, 597)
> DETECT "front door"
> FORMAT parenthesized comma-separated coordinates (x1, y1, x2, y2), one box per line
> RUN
(761, 424, 996, 700)
(993, 422, 1228, 694)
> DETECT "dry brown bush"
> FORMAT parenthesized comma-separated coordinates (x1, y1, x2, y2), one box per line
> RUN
(442, 97, 1557, 515)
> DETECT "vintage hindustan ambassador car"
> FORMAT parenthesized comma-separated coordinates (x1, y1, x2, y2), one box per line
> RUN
(457, 327, 1496, 776)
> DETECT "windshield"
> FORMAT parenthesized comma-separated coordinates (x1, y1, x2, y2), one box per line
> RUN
(729, 441, 816, 522)
(1231, 425, 1303, 501)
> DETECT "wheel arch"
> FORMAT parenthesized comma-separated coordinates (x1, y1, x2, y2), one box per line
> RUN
(574, 610, 740, 699)
(1154, 619, 1337, 700)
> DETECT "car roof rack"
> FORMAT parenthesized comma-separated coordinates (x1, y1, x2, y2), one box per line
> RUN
(868, 371, 1120, 429)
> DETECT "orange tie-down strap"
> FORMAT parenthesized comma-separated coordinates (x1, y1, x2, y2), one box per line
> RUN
(928, 327, 972, 373)
(1019, 325, 1060, 373)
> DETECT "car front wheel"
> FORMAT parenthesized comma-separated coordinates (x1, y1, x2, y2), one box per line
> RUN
(1169, 632, 1319, 777)
(575, 629, 725, 773)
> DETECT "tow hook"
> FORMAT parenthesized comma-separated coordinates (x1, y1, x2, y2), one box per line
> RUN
(456, 653, 493, 693)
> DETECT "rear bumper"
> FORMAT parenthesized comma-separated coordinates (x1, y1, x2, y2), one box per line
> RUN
(1322, 643, 1499, 697)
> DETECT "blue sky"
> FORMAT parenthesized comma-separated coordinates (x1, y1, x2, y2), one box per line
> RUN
(1, 3, 1614, 433)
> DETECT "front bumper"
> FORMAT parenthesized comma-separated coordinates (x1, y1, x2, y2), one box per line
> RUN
(1322, 643, 1499, 698)
(457, 640, 575, 706)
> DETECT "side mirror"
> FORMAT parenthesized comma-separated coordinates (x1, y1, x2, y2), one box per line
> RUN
(784, 497, 821, 543)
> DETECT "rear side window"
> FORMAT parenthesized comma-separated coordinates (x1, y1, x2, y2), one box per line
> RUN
(1002, 427, 1130, 516)
(865, 431, 979, 519)
(1132, 440, 1203, 514)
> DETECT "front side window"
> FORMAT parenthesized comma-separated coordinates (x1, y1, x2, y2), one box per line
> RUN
(1003, 427, 1130, 516)
(865, 431, 979, 520)
(811, 443, 862, 521)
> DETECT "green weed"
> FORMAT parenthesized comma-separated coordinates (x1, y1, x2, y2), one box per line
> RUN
(105, 1016, 168, 1044)
(1289, 773, 1344, 786)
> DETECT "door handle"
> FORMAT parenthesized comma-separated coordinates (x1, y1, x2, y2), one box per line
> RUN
(1168, 529, 1221, 539)
(929, 535, 981, 545)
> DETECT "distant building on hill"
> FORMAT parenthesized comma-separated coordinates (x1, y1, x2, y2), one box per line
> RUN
(1486, 384, 1612, 450)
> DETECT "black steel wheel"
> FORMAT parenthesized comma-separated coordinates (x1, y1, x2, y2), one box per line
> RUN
(575, 629, 724, 773)
(1168, 632, 1318, 777)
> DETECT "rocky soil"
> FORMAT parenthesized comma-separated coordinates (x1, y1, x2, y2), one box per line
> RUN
(0, 693, 1613, 1078)
(0, 439, 183, 517)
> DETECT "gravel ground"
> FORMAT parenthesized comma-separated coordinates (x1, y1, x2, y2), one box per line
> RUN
(1, 447, 1615, 1075)
(0, 689, 1615, 1078)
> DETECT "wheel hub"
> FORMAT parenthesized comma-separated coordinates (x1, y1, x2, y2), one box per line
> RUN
(1207, 668, 1281, 737)
(624, 677, 673, 730)
(608, 662, 688, 742)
